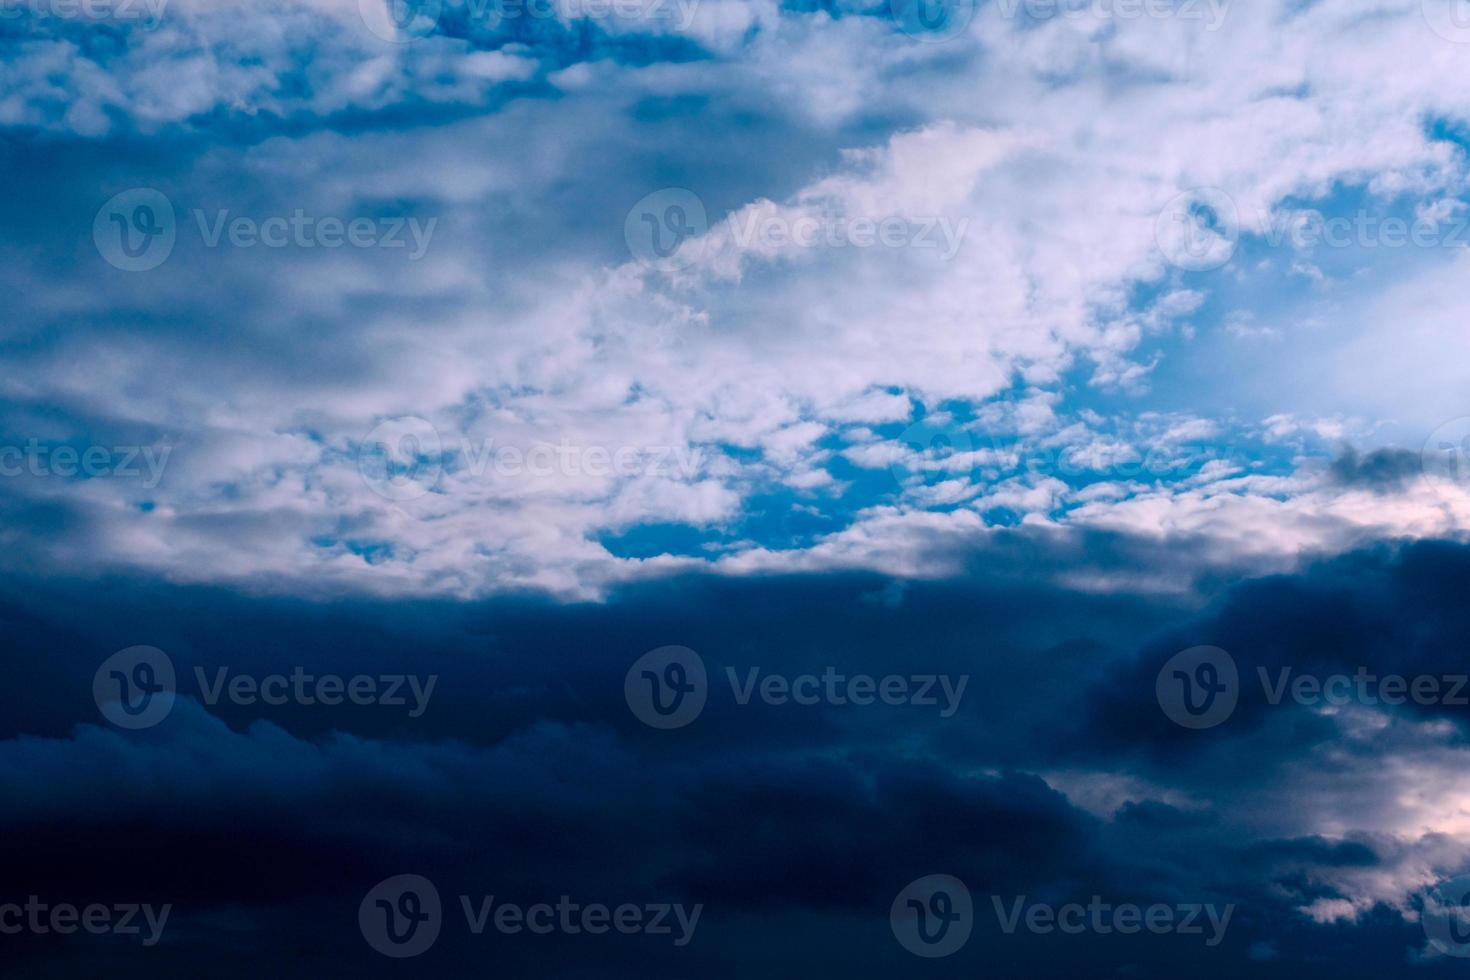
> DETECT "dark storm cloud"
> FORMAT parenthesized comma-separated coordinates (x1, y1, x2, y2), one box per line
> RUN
(1082, 538, 1470, 762)
(1328, 448, 1425, 494)
(5, 538, 1470, 976)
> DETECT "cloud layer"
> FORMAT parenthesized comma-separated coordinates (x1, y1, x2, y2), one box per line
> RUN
(7, 541, 1470, 973)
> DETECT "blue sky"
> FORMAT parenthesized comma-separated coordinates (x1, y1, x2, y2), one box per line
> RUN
(8, 0, 1470, 975)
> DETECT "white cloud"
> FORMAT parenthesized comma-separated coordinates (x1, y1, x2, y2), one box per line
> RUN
(5, 0, 1470, 597)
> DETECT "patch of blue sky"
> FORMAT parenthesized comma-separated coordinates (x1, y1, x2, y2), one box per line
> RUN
(603, 382, 1307, 561)
(1140, 175, 1470, 445)
(600, 485, 856, 557)
(311, 535, 399, 565)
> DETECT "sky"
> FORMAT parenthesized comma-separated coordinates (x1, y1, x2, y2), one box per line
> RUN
(6, 0, 1470, 975)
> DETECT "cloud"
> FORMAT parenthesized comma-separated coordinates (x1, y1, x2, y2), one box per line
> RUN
(6, 0, 1470, 604)
(9, 541, 1470, 972)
